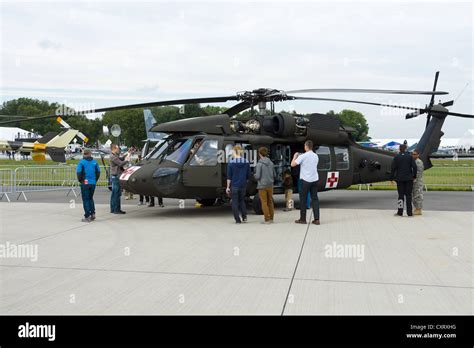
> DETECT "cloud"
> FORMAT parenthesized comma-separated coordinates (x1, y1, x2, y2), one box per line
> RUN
(37, 39, 62, 50)
(1, 1, 472, 138)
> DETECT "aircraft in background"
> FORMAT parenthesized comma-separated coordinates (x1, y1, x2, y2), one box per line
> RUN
(0, 117, 88, 162)
(141, 109, 167, 158)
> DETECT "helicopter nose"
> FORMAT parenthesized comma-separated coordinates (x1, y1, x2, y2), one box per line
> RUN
(119, 166, 142, 193)
(153, 167, 181, 195)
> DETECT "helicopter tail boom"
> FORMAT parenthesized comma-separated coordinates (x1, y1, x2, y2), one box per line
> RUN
(415, 105, 449, 170)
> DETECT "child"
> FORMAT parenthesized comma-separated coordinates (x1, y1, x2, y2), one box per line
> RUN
(282, 169, 294, 211)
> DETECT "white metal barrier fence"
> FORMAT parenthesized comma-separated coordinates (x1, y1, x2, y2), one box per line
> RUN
(0, 165, 110, 201)
(0, 168, 14, 202)
(357, 166, 474, 191)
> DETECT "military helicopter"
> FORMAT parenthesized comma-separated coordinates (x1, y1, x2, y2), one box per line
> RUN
(2, 72, 473, 213)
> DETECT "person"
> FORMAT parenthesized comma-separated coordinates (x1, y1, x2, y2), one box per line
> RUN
(297, 177, 311, 209)
(136, 155, 147, 206)
(391, 144, 417, 217)
(412, 150, 424, 215)
(291, 140, 320, 225)
(124, 190, 134, 200)
(138, 195, 149, 206)
(282, 169, 294, 211)
(254, 147, 275, 224)
(190, 139, 202, 155)
(76, 148, 100, 222)
(147, 196, 164, 208)
(110, 144, 130, 214)
(226, 145, 251, 224)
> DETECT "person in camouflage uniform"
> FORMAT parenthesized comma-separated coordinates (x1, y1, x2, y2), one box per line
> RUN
(412, 150, 424, 215)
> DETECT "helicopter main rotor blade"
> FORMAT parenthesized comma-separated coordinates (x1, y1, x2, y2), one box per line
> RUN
(81, 95, 240, 114)
(284, 88, 448, 96)
(291, 96, 423, 111)
(0, 95, 241, 125)
(438, 111, 474, 118)
(0, 114, 64, 125)
(224, 101, 253, 116)
(0, 114, 41, 118)
(292, 96, 474, 119)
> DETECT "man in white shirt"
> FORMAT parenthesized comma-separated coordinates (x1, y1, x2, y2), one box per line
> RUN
(291, 140, 320, 225)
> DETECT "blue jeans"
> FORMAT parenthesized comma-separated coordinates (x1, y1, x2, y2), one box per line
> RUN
(298, 179, 311, 209)
(110, 175, 122, 213)
(80, 184, 96, 218)
(231, 186, 247, 223)
(299, 180, 320, 221)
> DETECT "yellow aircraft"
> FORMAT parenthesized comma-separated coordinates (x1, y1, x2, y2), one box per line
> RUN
(0, 117, 88, 162)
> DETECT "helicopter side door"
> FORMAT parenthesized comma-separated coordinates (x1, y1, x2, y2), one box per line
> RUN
(318, 146, 352, 190)
(182, 136, 223, 188)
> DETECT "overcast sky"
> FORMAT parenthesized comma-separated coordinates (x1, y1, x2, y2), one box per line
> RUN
(1, 0, 472, 138)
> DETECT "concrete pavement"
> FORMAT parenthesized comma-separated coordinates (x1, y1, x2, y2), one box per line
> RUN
(0, 199, 472, 315)
(4, 189, 473, 212)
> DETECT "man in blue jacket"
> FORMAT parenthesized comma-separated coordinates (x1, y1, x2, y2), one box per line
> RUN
(226, 145, 251, 224)
(77, 148, 101, 222)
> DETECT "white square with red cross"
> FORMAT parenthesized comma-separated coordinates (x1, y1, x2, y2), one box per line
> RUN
(325, 171, 339, 189)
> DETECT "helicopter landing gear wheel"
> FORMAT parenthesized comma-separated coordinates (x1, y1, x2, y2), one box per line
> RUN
(196, 198, 216, 207)
(252, 194, 263, 215)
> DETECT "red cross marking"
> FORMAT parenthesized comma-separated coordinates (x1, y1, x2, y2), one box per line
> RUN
(327, 172, 338, 188)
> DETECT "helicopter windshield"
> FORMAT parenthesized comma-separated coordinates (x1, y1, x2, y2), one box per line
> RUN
(145, 139, 169, 160)
(160, 138, 193, 164)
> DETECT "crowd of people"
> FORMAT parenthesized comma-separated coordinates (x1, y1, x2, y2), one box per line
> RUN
(226, 140, 321, 225)
(76, 141, 425, 224)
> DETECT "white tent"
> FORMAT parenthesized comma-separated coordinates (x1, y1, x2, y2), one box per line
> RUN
(370, 137, 468, 150)
(0, 127, 38, 141)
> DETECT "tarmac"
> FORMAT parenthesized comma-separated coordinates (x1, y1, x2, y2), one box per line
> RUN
(0, 190, 472, 315)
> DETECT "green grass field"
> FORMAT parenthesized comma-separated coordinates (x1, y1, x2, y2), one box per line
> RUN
(349, 158, 474, 191)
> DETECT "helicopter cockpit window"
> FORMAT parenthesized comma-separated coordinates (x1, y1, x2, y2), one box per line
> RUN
(163, 138, 193, 164)
(335, 146, 350, 170)
(316, 146, 331, 171)
(147, 140, 168, 160)
(189, 140, 218, 166)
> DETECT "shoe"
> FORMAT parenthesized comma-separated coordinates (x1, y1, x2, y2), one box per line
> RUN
(407, 214, 413, 217)
(114, 211, 126, 214)
(159, 204, 164, 208)
(295, 219, 306, 224)
(138, 202, 144, 206)
(394, 213, 402, 217)
(235, 220, 242, 224)
(81, 217, 92, 222)
(148, 204, 155, 207)
(91, 214, 96, 221)
(242, 216, 247, 222)
(413, 208, 422, 215)
(312, 219, 320, 225)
